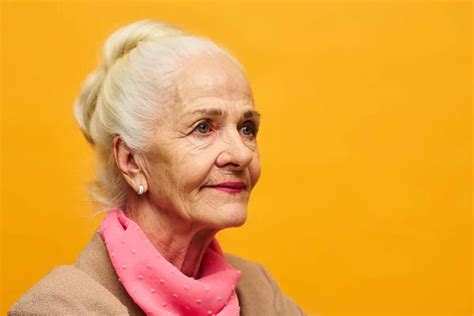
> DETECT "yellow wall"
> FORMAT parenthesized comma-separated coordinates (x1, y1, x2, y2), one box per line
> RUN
(1, 1, 471, 315)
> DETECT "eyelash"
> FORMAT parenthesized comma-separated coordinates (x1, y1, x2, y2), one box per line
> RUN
(240, 121, 258, 137)
(191, 120, 214, 136)
(191, 120, 258, 138)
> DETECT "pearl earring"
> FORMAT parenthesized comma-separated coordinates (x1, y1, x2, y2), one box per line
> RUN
(138, 184, 145, 195)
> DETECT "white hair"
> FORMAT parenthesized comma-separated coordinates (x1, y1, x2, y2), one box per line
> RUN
(73, 19, 245, 210)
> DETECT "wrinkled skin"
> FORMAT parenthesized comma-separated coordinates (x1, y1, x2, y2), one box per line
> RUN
(113, 52, 261, 277)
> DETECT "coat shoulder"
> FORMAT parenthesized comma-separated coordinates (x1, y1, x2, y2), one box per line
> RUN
(8, 265, 128, 315)
(224, 252, 262, 271)
(223, 253, 307, 316)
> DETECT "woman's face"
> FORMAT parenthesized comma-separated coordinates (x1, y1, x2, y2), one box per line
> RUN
(141, 53, 261, 229)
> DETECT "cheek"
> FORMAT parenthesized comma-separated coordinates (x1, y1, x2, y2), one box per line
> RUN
(175, 151, 217, 191)
(249, 155, 261, 189)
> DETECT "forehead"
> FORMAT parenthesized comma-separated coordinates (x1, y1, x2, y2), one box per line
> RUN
(175, 53, 254, 111)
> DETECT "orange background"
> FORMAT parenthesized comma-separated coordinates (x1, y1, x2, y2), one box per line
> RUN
(1, 1, 472, 315)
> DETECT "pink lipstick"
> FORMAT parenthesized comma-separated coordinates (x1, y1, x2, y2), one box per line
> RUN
(209, 182, 246, 193)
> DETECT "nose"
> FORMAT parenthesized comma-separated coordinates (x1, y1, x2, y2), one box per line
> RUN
(216, 129, 254, 172)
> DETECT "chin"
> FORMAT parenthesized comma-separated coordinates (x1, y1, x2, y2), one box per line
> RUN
(211, 204, 248, 229)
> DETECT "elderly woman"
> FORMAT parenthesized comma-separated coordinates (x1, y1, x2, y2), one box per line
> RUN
(9, 20, 305, 316)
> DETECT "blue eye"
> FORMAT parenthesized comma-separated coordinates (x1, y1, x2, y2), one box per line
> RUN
(240, 121, 257, 137)
(193, 121, 212, 135)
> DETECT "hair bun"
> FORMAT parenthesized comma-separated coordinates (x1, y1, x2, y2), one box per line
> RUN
(73, 20, 185, 145)
(102, 19, 185, 69)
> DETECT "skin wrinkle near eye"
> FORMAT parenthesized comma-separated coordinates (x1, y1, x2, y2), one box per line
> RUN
(183, 109, 259, 146)
(188, 116, 259, 139)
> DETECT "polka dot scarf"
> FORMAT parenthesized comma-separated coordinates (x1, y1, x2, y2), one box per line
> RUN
(99, 207, 241, 316)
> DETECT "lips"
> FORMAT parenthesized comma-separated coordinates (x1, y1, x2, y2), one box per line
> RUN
(215, 182, 246, 189)
(206, 181, 247, 193)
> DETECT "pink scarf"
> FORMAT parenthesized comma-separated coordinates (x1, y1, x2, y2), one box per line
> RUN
(98, 207, 241, 316)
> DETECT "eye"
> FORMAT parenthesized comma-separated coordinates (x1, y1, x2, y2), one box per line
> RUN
(240, 121, 257, 137)
(192, 120, 213, 135)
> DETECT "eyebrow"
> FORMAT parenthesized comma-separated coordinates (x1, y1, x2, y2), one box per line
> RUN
(243, 110, 261, 120)
(187, 108, 226, 118)
(183, 108, 261, 120)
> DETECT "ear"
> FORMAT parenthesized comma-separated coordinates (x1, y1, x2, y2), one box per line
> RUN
(112, 135, 148, 194)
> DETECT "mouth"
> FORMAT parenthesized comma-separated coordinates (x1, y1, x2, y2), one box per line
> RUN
(205, 181, 247, 193)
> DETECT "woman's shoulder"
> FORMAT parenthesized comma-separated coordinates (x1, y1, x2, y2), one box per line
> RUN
(224, 253, 307, 316)
(8, 264, 128, 315)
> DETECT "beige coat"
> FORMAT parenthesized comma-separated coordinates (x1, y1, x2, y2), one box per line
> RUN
(9, 232, 306, 315)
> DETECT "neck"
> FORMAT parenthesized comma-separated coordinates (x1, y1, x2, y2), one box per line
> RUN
(125, 195, 218, 278)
